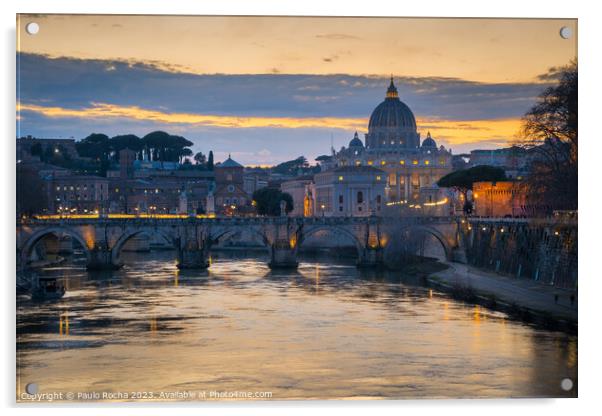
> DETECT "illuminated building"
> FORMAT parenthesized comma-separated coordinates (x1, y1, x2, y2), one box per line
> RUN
(472, 181, 528, 217)
(213, 155, 252, 215)
(311, 166, 386, 217)
(331, 78, 453, 205)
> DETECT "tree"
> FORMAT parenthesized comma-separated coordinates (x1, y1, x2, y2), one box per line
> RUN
(207, 151, 214, 170)
(141, 131, 193, 162)
(273, 156, 309, 176)
(194, 151, 206, 165)
(109, 134, 142, 161)
(17, 168, 48, 216)
(29, 142, 43, 158)
(517, 61, 577, 212)
(252, 187, 293, 216)
(75, 133, 111, 175)
(437, 165, 506, 213)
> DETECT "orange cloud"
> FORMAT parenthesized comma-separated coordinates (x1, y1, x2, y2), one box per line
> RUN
(18, 101, 522, 147)
(18, 102, 367, 131)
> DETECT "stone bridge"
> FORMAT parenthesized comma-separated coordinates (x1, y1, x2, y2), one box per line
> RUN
(16, 216, 464, 270)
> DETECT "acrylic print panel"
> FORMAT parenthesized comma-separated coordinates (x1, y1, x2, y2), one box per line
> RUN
(16, 15, 577, 402)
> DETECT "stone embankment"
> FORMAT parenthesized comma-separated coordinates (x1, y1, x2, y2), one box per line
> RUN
(426, 262, 577, 333)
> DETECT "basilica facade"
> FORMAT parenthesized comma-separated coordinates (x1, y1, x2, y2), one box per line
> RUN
(332, 78, 453, 205)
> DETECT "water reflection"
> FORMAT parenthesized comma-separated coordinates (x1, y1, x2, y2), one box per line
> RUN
(17, 250, 577, 400)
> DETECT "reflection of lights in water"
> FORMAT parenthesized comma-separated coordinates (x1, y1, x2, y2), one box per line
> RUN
(59, 312, 69, 336)
(174, 270, 179, 287)
(473, 305, 481, 322)
(567, 339, 577, 368)
(428, 289, 433, 299)
(150, 316, 158, 334)
(17, 252, 577, 399)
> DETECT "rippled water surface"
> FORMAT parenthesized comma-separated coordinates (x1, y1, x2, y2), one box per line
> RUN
(17, 251, 577, 401)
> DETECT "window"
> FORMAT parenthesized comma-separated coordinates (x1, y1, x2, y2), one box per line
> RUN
(367, 160, 373, 166)
(355, 160, 361, 166)
(357, 191, 364, 204)
(425, 160, 430, 165)
(376, 175, 381, 181)
(338, 176, 344, 181)
(380, 160, 386, 166)
(227, 174, 233, 181)
(399, 160, 405, 165)
(339, 195, 343, 203)
(412, 160, 418, 165)
(376, 195, 381, 203)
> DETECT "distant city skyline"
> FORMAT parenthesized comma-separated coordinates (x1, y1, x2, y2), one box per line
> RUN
(17, 15, 577, 165)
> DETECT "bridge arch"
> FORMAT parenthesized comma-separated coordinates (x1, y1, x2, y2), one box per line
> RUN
(210, 226, 271, 252)
(387, 224, 453, 261)
(111, 228, 176, 264)
(20, 226, 91, 265)
(298, 225, 364, 257)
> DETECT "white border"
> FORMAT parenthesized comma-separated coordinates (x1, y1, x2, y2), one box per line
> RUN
(2, 1, 599, 415)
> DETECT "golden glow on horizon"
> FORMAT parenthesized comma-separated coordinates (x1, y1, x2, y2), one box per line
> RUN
(19, 100, 523, 148)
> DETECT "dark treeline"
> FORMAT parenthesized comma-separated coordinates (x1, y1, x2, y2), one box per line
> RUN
(32, 130, 214, 176)
(76, 131, 195, 164)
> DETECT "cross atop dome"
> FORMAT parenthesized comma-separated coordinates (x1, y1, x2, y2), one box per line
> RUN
(386, 76, 399, 99)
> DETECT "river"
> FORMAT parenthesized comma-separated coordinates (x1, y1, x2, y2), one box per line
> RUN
(16, 250, 577, 401)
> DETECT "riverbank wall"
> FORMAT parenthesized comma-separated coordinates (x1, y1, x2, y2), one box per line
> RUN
(461, 217, 577, 290)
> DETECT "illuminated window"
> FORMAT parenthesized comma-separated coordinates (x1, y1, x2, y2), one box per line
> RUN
(425, 160, 430, 165)
(56, 186, 60, 191)
(399, 160, 405, 165)
(155, 189, 159, 193)
(115, 188, 119, 193)
(367, 160, 373, 166)
(412, 160, 418, 165)
(338, 176, 344, 181)
(380, 160, 386, 166)
(355, 160, 361, 166)
(376, 175, 381, 181)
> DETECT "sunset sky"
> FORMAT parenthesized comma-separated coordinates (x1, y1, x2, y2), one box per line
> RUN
(16, 15, 577, 165)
